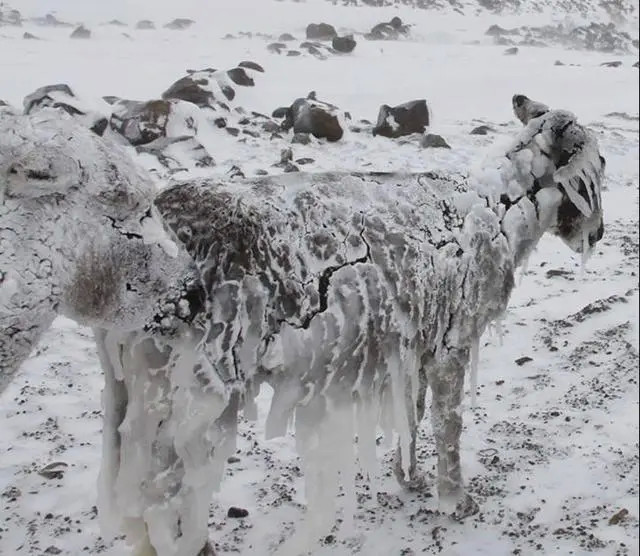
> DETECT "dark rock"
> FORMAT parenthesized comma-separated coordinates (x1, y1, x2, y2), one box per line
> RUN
(110, 99, 175, 145)
(33, 14, 73, 28)
(600, 60, 622, 67)
(23, 32, 39, 39)
(282, 97, 343, 142)
(136, 20, 155, 30)
(515, 356, 533, 366)
(279, 33, 296, 42)
(227, 507, 249, 518)
(283, 163, 299, 173)
(306, 23, 337, 40)
(163, 76, 215, 107)
(299, 41, 327, 58)
(296, 157, 315, 165)
(227, 67, 254, 86)
(255, 169, 268, 175)
(161, 69, 243, 109)
(634, 61, 639, 68)
(421, 133, 451, 149)
(372, 99, 430, 139)
(332, 34, 356, 53)
(23, 84, 108, 136)
(261, 120, 280, 133)
(238, 61, 264, 73)
(137, 136, 214, 170)
(227, 165, 245, 179)
(470, 125, 493, 135)
(267, 42, 287, 54)
(164, 18, 195, 30)
(280, 148, 293, 164)
(44, 547, 62, 555)
(102, 95, 120, 105)
(485, 24, 519, 36)
(287, 50, 301, 56)
(70, 25, 91, 39)
(554, 60, 565, 66)
(292, 132, 311, 145)
(107, 19, 127, 27)
(504, 46, 519, 55)
(366, 17, 410, 41)
(226, 127, 240, 137)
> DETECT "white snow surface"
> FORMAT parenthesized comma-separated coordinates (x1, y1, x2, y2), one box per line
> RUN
(1, 1, 639, 555)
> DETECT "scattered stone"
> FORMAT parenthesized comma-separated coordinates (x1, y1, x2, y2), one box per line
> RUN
(227, 456, 241, 464)
(365, 16, 410, 41)
(38, 461, 68, 480)
(287, 50, 301, 56)
(227, 67, 254, 86)
(267, 42, 287, 54)
(44, 547, 62, 555)
(332, 34, 356, 53)
(227, 507, 249, 519)
(372, 99, 430, 139)
(279, 33, 296, 42)
(634, 61, 639, 68)
(136, 20, 155, 30)
(238, 61, 264, 73)
(296, 157, 315, 165)
(305, 23, 337, 40)
(600, 60, 622, 67)
(23, 83, 109, 136)
(23, 32, 39, 39)
(291, 132, 311, 145)
(515, 356, 533, 366)
(137, 136, 214, 171)
(279, 95, 344, 142)
(164, 18, 195, 30)
(70, 25, 91, 39)
(106, 19, 127, 27)
(504, 46, 519, 55)
(485, 24, 519, 37)
(421, 133, 451, 149)
(32, 13, 73, 27)
(608, 508, 629, 525)
(554, 60, 565, 66)
(226, 127, 240, 137)
(470, 125, 493, 135)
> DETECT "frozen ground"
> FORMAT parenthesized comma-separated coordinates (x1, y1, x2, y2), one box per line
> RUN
(1, 0, 639, 555)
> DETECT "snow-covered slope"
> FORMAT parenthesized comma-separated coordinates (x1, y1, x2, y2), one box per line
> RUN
(0, 0, 638, 555)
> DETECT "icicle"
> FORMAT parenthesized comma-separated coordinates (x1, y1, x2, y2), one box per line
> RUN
(389, 349, 412, 482)
(518, 253, 531, 285)
(469, 338, 480, 408)
(580, 228, 593, 277)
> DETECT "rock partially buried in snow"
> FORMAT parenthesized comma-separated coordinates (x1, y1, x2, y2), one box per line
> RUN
(23, 32, 39, 39)
(470, 125, 493, 135)
(109, 98, 199, 146)
(164, 18, 195, 30)
(421, 133, 451, 149)
(305, 22, 337, 40)
(365, 16, 410, 40)
(136, 20, 155, 30)
(332, 34, 356, 53)
(504, 46, 519, 55)
(23, 84, 109, 136)
(31, 13, 73, 27)
(70, 25, 91, 39)
(372, 100, 430, 139)
(276, 93, 344, 142)
(600, 60, 622, 67)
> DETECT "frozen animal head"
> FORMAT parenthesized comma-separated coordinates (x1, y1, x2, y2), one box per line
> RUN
(506, 99, 605, 255)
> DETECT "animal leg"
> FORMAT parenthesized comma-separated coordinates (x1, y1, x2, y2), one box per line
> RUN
(429, 350, 477, 518)
(393, 365, 429, 490)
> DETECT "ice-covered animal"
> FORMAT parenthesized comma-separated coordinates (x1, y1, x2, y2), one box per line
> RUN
(0, 96, 605, 556)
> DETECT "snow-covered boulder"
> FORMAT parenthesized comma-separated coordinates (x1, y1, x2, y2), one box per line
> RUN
(372, 99, 431, 139)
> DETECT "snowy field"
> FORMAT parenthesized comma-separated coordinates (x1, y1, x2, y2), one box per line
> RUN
(1, 0, 639, 555)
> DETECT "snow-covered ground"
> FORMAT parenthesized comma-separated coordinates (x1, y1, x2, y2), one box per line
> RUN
(1, 1, 638, 555)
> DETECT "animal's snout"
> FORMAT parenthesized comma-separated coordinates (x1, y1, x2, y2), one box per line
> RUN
(589, 223, 604, 247)
(512, 94, 527, 108)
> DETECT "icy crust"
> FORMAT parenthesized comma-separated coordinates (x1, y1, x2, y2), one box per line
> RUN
(148, 170, 515, 553)
(0, 109, 192, 392)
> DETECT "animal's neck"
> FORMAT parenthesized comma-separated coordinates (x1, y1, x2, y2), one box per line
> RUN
(497, 186, 562, 268)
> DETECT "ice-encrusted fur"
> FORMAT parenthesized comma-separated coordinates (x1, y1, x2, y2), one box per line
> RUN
(0, 101, 605, 556)
(0, 109, 194, 392)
